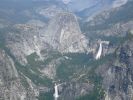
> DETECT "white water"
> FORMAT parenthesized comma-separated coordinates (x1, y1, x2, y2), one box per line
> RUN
(53, 83, 65, 100)
(54, 83, 59, 100)
(95, 42, 102, 60)
(105, 92, 111, 100)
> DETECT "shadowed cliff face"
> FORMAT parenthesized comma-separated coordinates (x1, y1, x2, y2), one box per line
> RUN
(103, 36, 133, 100)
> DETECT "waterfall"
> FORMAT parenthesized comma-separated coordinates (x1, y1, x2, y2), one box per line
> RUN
(53, 83, 65, 100)
(54, 83, 59, 100)
(105, 92, 111, 100)
(95, 42, 102, 60)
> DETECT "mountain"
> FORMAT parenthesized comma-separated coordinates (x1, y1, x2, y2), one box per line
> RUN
(0, 0, 133, 100)
(60, 0, 129, 18)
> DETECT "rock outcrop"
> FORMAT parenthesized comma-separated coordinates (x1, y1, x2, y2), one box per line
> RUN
(6, 12, 90, 65)
(0, 49, 38, 100)
(103, 37, 133, 100)
(43, 12, 89, 53)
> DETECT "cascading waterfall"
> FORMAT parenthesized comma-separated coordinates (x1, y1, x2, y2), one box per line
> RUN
(95, 42, 102, 60)
(105, 92, 111, 100)
(53, 83, 65, 100)
(54, 83, 59, 100)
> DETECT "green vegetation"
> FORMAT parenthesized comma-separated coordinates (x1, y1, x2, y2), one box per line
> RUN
(19, 73, 30, 88)
(64, 53, 92, 65)
(56, 62, 76, 81)
(56, 51, 114, 81)
(16, 60, 52, 87)
(76, 57, 106, 100)
(105, 1, 133, 24)
(0, 27, 54, 87)
(24, 51, 62, 86)
(56, 53, 92, 81)
(80, 1, 133, 33)
(38, 92, 54, 100)
(87, 53, 115, 67)
(75, 54, 114, 100)
(4, 48, 52, 87)
(76, 30, 133, 100)
(56, 29, 132, 86)
(26, 53, 43, 73)
(19, 66, 52, 87)
(42, 50, 62, 66)
(0, 30, 6, 49)
(76, 86, 105, 100)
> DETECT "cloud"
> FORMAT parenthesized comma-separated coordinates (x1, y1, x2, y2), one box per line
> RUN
(112, 0, 128, 8)
(62, 0, 71, 4)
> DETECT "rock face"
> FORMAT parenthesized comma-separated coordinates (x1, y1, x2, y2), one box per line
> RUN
(59, 82, 94, 100)
(0, 50, 38, 100)
(43, 12, 89, 53)
(103, 38, 133, 100)
(5, 20, 46, 64)
(0, 0, 133, 100)
(6, 12, 90, 65)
